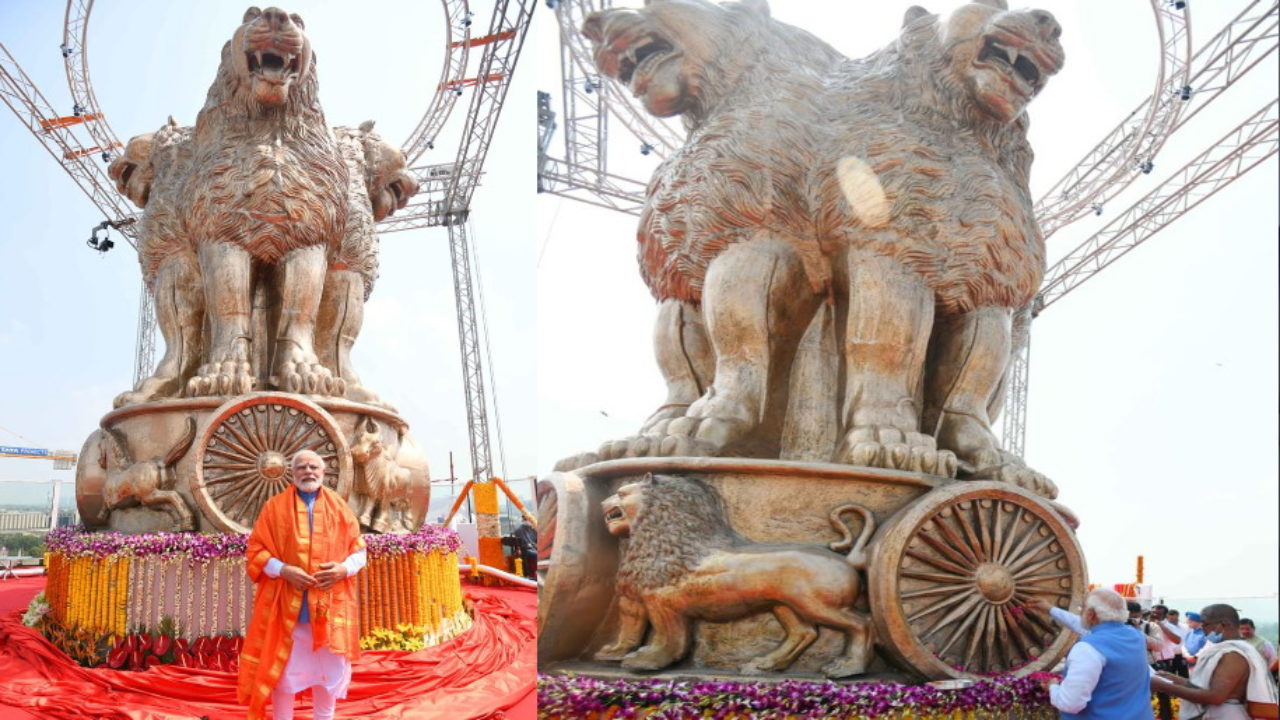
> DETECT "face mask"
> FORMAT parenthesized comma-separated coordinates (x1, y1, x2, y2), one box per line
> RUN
(1207, 631, 1223, 643)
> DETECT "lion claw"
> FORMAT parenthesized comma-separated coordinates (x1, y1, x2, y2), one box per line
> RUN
(186, 360, 254, 398)
(838, 426, 956, 477)
(968, 452, 1058, 499)
(821, 657, 867, 678)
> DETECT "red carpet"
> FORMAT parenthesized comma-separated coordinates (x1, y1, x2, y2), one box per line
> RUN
(0, 576, 536, 719)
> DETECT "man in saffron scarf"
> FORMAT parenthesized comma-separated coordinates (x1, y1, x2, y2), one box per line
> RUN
(237, 449, 366, 720)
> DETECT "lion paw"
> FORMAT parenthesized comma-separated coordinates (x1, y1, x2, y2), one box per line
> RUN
(273, 347, 343, 396)
(593, 644, 631, 663)
(741, 657, 785, 675)
(186, 360, 255, 397)
(821, 657, 868, 678)
(620, 647, 674, 671)
(966, 450, 1058, 499)
(838, 427, 957, 477)
(114, 374, 183, 408)
(553, 451, 601, 472)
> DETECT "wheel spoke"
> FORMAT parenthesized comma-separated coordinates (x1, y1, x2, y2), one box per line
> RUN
(998, 604, 1032, 661)
(933, 596, 986, 657)
(204, 445, 249, 462)
(282, 423, 320, 458)
(905, 548, 972, 576)
(222, 418, 260, 457)
(998, 511, 1041, 566)
(916, 529, 978, 571)
(1012, 552, 1064, 579)
(930, 516, 981, 566)
(1006, 536, 1058, 574)
(976, 502, 995, 563)
(962, 604, 991, 671)
(205, 461, 257, 471)
(992, 503, 1009, 563)
(901, 570, 973, 584)
(1019, 572, 1071, 584)
(902, 584, 973, 601)
(907, 587, 979, 624)
(206, 468, 260, 486)
(952, 503, 988, 563)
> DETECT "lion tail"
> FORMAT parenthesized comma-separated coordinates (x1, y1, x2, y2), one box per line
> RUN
(828, 503, 876, 570)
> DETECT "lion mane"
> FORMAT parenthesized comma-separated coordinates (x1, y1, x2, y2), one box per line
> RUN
(636, 0, 1049, 315)
(182, 22, 348, 264)
(615, 475, 741, 595)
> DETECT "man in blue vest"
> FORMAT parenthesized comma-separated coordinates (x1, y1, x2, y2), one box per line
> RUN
(1037, 588, 1154, 719)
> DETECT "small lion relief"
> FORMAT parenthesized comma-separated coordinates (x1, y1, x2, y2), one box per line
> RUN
(594, 474, 877, 677)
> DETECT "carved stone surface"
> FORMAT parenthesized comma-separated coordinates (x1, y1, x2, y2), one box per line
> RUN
(75, 7, 431, 534)
(107, 7, 418, 408)
(593, 475, 878, 677)
(556, 0, 1064, 501)
(537, 460, 1086, 680)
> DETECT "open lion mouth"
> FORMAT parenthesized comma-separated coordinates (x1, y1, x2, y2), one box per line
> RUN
(978, 37, 1042, 90)
(603, 506, 624, 523)
(247, 49, 300, 80)
(617, 34, 674, 87)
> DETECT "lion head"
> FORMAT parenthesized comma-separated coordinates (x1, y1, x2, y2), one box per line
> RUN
(582, 0, 839, 122)
(356, 122, 418, 222)
(900, 0, 1063, 124)
(606, 474, 742, 593)
(225, 6, 314, 108)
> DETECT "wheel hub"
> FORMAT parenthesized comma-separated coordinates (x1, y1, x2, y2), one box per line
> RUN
(974, 562, 1015, 603)
(258, 450, 288, 480)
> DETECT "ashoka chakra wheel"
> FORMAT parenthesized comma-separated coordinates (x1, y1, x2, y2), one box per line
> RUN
(193, 394, 351, 533)
(869, 481, 1086, 679)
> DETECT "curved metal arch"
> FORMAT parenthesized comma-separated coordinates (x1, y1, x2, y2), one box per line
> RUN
(555, 0, 684, 157)
(1034, 0, 1193, 238)
(403, 0, 475, 165)
(61, 0, 471, 171)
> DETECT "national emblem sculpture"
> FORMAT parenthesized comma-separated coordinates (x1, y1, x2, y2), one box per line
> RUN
(540, 0, 1089, 683)
(76, 6, 428, 536)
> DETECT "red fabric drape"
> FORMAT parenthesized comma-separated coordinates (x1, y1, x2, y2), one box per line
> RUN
(0, 588, 535, 719)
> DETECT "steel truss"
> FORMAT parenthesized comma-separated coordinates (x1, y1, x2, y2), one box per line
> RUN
(1035, 0, 1192, 238)
(1037, 0, 1277, 240)
(1001, 99, 1278, 452)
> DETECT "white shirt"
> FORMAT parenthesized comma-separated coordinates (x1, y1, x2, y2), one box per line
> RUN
(264, 548, 368, 578)
(1050, 641, 1107, 713)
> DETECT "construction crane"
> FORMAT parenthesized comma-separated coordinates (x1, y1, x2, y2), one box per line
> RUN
(0, 445, 77, 470)
(537, 0, 1278, 457)
(0, 1, 535, 508)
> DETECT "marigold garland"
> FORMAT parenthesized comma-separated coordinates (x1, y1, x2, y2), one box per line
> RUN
(44, 525, 468, 655)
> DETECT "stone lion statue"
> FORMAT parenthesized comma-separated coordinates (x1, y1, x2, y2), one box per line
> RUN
(594, 474, 877, 677)
(563, 0, 1062, 498)
(108, 6, 417, 408)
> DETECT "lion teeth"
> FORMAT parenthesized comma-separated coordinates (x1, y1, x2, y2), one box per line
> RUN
(1005, 46, 1019, 66)
(254, 51, 263, 67)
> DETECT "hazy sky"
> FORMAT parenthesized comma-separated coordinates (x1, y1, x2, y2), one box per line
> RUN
(0, 1, 1275, 612)
(0, 0, 536, 503)
(534, 0, 1279, 605)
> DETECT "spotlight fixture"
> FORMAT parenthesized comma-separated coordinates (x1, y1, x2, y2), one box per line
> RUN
(1091, 203, 1104, 216)
(86, 220, 115, 253)
(640, 142, 654, 156)
(1139, 160, 1153, 175)
(584, 76, 600, 94)
(72, 103, 84, 117)
(546, 0, 557, 7)
(101, 151, 113, 163)
(462, 11, 473, 27)
(1179, 85, 1192, 101)
(1169, 0, 1187, 9)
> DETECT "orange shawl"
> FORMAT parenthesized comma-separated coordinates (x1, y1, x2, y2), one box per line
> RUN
(236, 485, 365, 720)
